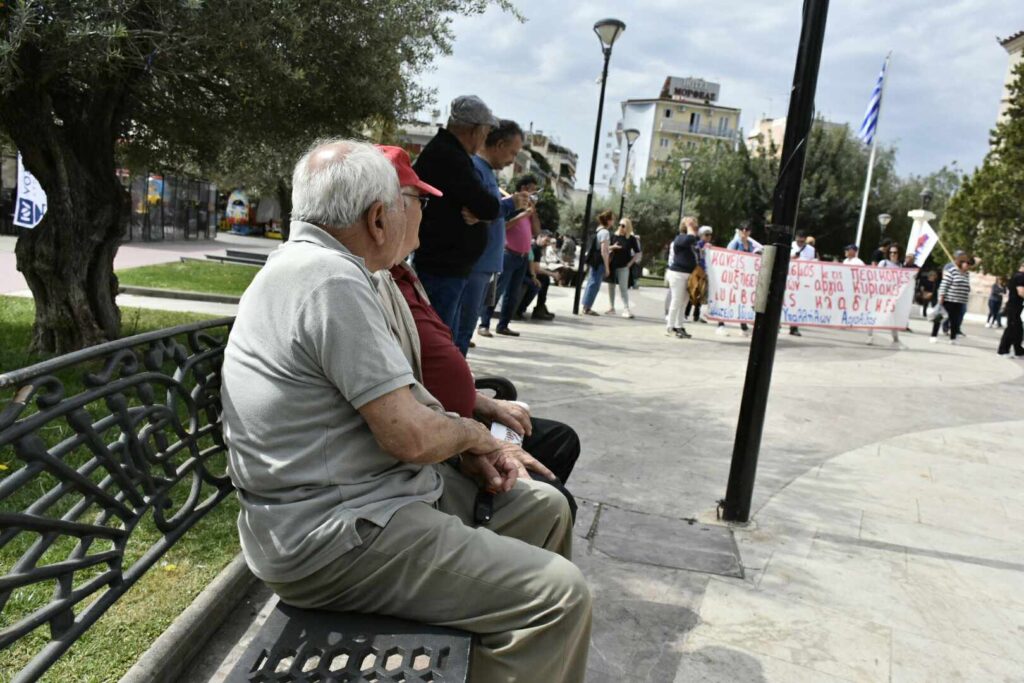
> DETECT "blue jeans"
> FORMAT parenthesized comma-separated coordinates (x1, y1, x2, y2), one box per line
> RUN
(416, 271, 469, 334)
(456, 271, 493, 354)
(481, 251, 529, 331)
(582, 263, 605, 311)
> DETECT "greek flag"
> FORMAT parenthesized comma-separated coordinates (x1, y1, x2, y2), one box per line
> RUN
(856, 58, 887, 145)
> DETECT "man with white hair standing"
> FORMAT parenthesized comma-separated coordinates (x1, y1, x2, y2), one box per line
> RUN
(221, 140, 591, 683)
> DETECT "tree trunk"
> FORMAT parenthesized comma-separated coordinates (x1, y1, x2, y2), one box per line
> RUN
(13, 140, 126, 355)
(276, 179, 292, 242)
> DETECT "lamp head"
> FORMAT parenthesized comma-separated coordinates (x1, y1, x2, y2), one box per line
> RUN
(594, 18, 626, 51)
(920, 188, 933, 210)
(624, 128, 641, 147)
(680, 157, 694, 173)
(877, 213, 892, 229)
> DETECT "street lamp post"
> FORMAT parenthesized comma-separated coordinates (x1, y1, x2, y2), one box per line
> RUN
(920, 188, 933, 210)
(618, 128, 641, 217)
(721, 0, 830, 523)
(572, 18, 626, 316)
(877, 212, 892, 236)
(676, 157, 694, 227)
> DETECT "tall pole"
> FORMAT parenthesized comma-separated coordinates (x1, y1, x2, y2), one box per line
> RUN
(618, 142, 633, 217)
(721, 0, 830, 523)
(676, 172, 688, 226)
(572, 48, 613, 315)
(854, 52, 891, 251)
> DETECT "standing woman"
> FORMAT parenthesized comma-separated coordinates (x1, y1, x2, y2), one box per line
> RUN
(581, 209, 615, 315)
(867, 244, 903, 346)
(605, 217, 641, 318)
(930, 256, 971, 345)
(665, 218, 699, 339)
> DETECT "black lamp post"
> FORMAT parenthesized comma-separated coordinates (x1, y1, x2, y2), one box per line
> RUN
(572, 18, 626, 315)
(920, 188, 933, 210)
(676, 157, 694, 227)
(618, 128, 641, 217)
(877, 213, 892, 236)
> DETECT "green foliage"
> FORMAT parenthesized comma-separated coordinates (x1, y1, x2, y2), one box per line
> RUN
(619, 183, 681, 263)
(534, 188, 560, 232)
(943, 60, 1024, 276)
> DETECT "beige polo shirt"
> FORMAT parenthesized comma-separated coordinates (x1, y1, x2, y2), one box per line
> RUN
(222, 221, 444, 583)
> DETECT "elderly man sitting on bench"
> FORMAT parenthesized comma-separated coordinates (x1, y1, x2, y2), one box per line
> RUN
(221, 139, 591, 683)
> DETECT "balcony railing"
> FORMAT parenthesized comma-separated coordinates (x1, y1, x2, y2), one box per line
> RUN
(657, 119, 738, 140)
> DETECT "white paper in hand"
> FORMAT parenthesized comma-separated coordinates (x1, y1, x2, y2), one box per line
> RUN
(490, 422, 523, 445)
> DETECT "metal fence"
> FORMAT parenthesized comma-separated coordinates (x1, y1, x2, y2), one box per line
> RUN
(0, 156, 218, 242)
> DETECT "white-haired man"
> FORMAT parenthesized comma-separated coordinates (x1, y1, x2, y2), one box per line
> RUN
(221, 140, 591, 683)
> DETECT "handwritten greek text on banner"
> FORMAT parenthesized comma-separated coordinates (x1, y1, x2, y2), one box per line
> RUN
(705, 246, 916, 330)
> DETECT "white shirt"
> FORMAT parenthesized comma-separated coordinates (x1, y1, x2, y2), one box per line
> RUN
(792, 242, 816, 260)
(843, 257, 865, 265)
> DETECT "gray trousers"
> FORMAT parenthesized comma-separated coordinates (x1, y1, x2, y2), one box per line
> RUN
(266, 465, 591, 683)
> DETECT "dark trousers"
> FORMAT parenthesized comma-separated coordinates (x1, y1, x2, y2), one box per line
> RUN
(685, 301, 702, 321)
(522, 416, 581, 521)
(998, 305, 1023, 355)
(987, 299, 1003, 326)
(932, 301, 965, 340)
(517, 274, 551, 315)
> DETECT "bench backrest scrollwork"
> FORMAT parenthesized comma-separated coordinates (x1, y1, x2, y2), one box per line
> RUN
(0, 318, 236, 681)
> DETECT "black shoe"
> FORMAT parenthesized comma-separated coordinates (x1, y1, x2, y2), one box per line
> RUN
(675, 328, 692, 339)
(513, 312, 526, 321)
(789, 328, 802, 336)
(496, 327, 520, 337)
(697, 319, 708, 324)
(531, 310, 555, 321)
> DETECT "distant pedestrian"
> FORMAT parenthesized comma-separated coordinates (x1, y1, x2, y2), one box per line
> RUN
(997, 260, 1024, 358)
(870, 238, 892, 266)
(724, 222, 757, 336)
(842, 244, 865, 265)
(605, 217, 641, 318)
(685, 225, 712, 325)
(581, 210, 615, 316)
(930, 255, 971, 345)
(867, 244, 902, 346)
(665, 217, 699, 339)
(987, 276, 1007, 329)
(789, 230, 816, 337)
(918, 270, 938, 318)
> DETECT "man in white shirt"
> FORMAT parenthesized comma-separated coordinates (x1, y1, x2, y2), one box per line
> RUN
(788, 230, 816, 336)
(843, 244, 865, 266)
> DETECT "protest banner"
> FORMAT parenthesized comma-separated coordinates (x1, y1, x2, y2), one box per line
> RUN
(14, 153, 48, 229)
(705, 246, 916, 330)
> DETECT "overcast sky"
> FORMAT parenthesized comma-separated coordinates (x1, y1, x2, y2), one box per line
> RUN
(418, 1, 1024, 186)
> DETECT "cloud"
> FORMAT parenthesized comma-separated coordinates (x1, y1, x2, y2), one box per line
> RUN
(419, 0, 1023, 183)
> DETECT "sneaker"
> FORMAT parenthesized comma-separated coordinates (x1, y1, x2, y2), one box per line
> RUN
(715, 326, 728, 337)
(948, 338, 958, 345)
(621, 308, 634, 319)
(697, 318, 709, 324)
(495, 327, 520, 337)
(789, 328, 802, 337)
(985, 322, 992, 328)
(675, 328, 692, 339)
(929, 337, 938, 344)
(477, 326, 493, 338)
(666, 327, 675, 336)
(531, 310, 555, 321)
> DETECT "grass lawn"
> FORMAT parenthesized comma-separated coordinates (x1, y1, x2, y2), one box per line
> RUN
(0, 296, 242, 682)
(117, 261, 260, 297)
(638, 276, 667, 288)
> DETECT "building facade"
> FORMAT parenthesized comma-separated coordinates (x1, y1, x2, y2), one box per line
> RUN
(601, 77, 742, 195)
(745, 116, 847, 157)
(497, 130, 578, 201)
(998, 30, 1024, 124)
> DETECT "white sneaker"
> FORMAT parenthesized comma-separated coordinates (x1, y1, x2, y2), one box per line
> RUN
(929, 337, 938, 344)
(985, 322, 992, 328)
(949, 339, 958, 345)
(622, 308, 634, 319)
(866, 337, 874, 345)
(715, 326, 728, 337)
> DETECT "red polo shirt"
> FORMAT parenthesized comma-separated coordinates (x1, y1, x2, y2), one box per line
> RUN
(390, 265, 476, 418)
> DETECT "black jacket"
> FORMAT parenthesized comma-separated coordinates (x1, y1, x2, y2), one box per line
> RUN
(412, 128, 501, 277)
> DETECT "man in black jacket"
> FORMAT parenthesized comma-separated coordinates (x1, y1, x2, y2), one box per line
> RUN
(412, 96, 507, 331)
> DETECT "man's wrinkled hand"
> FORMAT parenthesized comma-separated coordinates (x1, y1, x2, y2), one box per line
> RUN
(461, 449, 520, 493)
(487, 399, 532, 437)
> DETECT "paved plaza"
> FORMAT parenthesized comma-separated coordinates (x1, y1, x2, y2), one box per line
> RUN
(169, 276, 1024, 683)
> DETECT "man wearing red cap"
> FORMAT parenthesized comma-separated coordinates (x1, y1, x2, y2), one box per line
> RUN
(223, 140, 591, 683)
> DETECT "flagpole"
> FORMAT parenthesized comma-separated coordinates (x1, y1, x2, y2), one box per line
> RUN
(854, 51, 891, 252)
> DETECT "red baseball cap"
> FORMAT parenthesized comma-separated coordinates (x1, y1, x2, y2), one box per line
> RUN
(376, 145, 443, 197)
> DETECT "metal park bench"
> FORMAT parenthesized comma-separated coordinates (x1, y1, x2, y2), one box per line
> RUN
(0, 318, 507, 682)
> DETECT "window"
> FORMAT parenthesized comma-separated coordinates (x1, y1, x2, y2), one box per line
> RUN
(664, 109, 672, 118)
(718, 117, 729, 135)
(660, 138, 670, 148)
(689, 112, 701, 131)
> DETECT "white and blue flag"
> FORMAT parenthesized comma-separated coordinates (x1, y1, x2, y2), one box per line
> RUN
(14, 153, 47, 229)
(856, 58, 888, 145)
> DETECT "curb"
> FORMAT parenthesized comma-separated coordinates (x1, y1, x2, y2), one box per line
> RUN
(119, 285, 241, 304)
(120, 553, 258, 683)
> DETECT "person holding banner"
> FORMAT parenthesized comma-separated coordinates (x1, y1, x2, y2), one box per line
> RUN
(665, 218, 699, 339)
(997, 260, 1024, 358)
(930, 256, 971, 345)
(867, 244, 903, 346)
(788, 230, 816, 337)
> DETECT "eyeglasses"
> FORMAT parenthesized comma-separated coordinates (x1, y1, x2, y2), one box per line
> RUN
(402, 193, 430, 209)
(889, 250, 899, 254)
